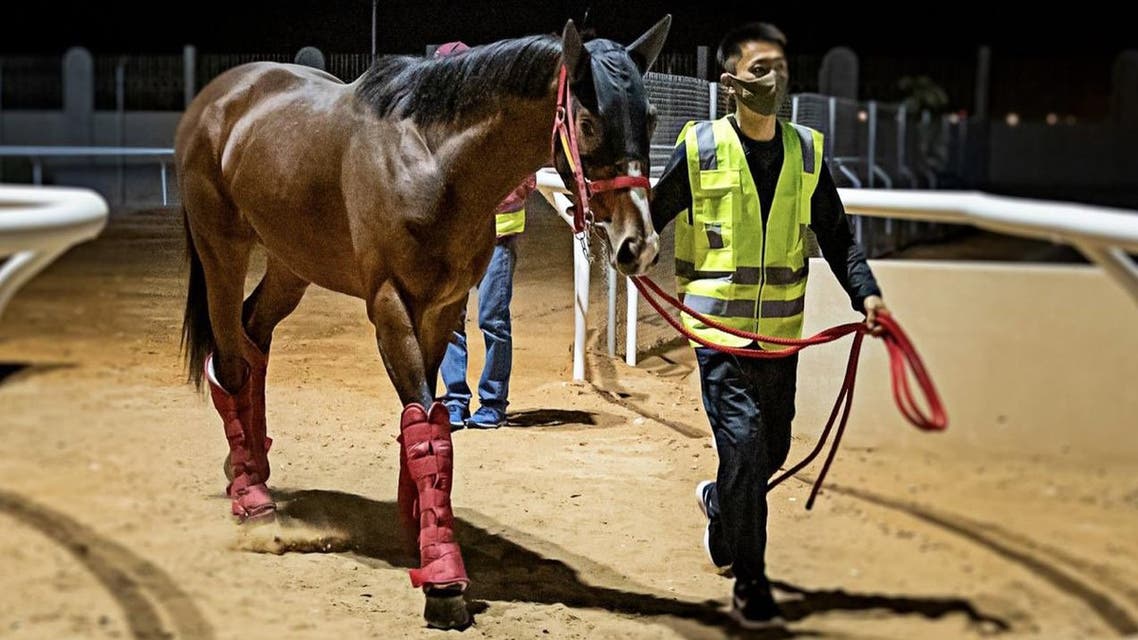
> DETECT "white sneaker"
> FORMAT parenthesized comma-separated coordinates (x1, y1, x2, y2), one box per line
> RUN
(695, 480, 731, 569)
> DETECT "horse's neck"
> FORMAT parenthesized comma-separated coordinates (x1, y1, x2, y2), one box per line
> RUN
(432, 88, 557, 225)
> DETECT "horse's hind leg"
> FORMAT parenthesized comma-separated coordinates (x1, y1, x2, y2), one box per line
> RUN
(211, 258, 310, 485)
(243, 257, 310, 355)
(183, 177, 275, 522)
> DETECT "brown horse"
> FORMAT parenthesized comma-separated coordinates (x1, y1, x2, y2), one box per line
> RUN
(176, 17, 671, 629)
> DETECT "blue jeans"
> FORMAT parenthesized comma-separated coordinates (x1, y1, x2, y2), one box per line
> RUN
(695, 347, 797, 592)
(440, 236, 518, 412)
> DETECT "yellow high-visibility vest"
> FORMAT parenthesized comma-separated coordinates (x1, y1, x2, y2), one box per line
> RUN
(495, 208, 525, 237)
(674, 117, 824, 348)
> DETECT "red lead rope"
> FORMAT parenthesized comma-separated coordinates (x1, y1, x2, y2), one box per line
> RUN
(547, 63, 941, 505)
(631, 275, 947, 509)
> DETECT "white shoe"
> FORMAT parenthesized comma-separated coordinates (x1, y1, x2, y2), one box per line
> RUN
(695, 480, 731, 569)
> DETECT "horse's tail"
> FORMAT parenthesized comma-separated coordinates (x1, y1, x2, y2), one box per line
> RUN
(181, 207, 213, 391)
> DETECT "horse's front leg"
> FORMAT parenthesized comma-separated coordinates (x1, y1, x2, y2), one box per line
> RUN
(368, 279, 470, 630)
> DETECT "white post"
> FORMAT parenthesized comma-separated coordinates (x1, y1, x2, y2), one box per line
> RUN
(538, 169, 667, 379)
(1076, 243, 1138, 305)
(606, 265, 617, 357)
(625, 277, 638, 366)
(572, 232, 590, 382)
(537, 181, 591, 382)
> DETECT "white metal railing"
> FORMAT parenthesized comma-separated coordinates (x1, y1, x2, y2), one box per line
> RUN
(0, 184, 109, 320)
(537, 168, 1138, 381)
(536, 169, 657, 381)
(0, 146, 175, 205)
(839, 190, 1138, 303)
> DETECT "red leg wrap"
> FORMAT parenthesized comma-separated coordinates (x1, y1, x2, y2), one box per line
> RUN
(207, 340, 274, 521)
(397, 431, 419, 549)
(399, 402, 469, 590)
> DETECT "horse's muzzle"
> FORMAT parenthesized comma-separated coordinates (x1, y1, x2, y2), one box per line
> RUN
(614, 232, 660, 276)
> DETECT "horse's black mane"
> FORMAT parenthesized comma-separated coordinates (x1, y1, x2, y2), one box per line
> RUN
(355, 35, 562, 125)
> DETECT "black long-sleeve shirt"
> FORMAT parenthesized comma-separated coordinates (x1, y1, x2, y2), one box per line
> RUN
(651, 117, 881, 312)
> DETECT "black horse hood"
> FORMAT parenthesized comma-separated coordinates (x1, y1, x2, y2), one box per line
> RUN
(572, 38, 651, 167)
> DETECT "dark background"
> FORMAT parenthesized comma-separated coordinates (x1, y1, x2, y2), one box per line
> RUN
(0, 1, 1131, 57)
(0, 1, 1134, 117)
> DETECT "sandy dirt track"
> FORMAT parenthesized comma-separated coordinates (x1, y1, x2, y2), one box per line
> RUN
(2, 206, 1136, 639)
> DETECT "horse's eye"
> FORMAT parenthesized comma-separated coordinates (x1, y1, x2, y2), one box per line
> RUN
(579, 118, 597, 138)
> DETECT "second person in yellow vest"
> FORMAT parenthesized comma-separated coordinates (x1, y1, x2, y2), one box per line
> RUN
(438, 168, 533, 429)
(433, 40, 533, 429)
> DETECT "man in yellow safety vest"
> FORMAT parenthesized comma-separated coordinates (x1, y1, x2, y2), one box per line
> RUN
(650, 22, 888, 628)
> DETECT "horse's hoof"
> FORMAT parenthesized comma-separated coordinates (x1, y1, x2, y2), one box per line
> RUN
(237, 503, 277, 525)
(222, 452, 235, 482)
(231, 482, 276, 524)
(424, 588, 470, 630)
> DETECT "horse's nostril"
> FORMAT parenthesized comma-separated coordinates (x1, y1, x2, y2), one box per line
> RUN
(616, 238, 638, 265)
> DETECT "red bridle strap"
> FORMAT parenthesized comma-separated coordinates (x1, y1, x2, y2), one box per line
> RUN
(551, 65, 651, 233)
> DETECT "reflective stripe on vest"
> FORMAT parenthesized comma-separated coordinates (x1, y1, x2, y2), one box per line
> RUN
(674, 117, 824, 348)
(495, 207, 525, 237)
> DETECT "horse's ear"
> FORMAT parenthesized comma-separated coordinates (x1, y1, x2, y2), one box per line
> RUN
(562, 19, 590, 83)
(627, 15, 672, 75)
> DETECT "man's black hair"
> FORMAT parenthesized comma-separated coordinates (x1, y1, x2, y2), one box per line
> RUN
(716, 22, 788, 72)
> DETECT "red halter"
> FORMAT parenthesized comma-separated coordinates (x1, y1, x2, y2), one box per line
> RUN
(551, 65, 651, 234)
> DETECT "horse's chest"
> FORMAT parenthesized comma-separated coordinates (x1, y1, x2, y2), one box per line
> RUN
(407, 236, 495, 305)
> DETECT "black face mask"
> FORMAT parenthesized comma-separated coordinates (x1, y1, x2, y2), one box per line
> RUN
(722, 68, 787, 116)
(571, 39, 651, 168)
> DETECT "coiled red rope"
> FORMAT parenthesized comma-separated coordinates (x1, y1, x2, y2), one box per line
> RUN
(631, 275, 947, 509)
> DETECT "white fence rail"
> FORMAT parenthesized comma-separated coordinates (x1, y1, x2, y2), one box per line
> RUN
(0, 184, 109, 320)
(839, 190, 1138, 303)
(0, 146, 175, 205)
(536, 168, 1138, 381)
